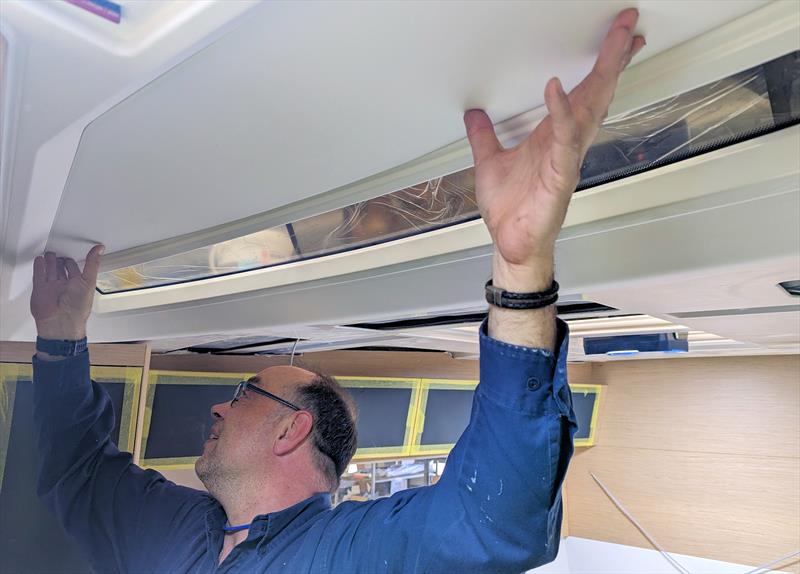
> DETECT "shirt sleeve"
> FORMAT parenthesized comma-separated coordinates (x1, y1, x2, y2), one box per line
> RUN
(32, 352, 210, 574)
(322, 318, 577, 574)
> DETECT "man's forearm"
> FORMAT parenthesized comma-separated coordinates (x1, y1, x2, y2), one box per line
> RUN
(487, 251, 557, 351)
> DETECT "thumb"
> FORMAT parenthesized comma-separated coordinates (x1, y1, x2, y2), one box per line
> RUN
(81, 244, 105, 285)
(464, 109, 502, 166)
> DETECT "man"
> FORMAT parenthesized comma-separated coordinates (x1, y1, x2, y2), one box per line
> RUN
(29, 10, 645, 573)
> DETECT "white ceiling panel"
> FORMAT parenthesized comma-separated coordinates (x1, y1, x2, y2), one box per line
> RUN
(584, 255, 800, 315)
(50, 0, 766, 255)
(674, 312, 800, 348)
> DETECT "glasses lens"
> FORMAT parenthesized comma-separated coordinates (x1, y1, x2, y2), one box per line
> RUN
(231, 381, 245, 404)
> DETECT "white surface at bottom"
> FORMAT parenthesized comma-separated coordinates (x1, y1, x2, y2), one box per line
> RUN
(528, 537, 791, 574)
(527, 540, 572, 573)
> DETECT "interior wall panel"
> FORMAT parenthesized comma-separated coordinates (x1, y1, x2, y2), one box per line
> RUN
(593, 356, 800, 457)
(0, 341, 150, 367)
(566, 354, 800, 573)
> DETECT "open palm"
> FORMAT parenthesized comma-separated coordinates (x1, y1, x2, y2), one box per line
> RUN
(465, 9, 645, 269)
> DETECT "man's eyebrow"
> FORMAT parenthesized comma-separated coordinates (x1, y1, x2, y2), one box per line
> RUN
(247, 376, 260, 384)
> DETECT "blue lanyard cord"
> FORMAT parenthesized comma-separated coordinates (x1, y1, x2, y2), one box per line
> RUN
(222, 522, 252, 533)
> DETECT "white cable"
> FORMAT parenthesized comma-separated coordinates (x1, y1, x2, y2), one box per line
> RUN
(589, 472, 692, 574)
(743, 549, 800, 574)
(289, 337, 301, 366)
(589, 471, 798, 574)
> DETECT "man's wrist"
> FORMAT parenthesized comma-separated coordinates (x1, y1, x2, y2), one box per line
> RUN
(491, 250, 555, 293)
(35, 319, 87, 341)
(488, 249, 557, 351)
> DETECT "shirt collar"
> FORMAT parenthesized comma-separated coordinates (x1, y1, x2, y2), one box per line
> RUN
(249, 492, 332, 542)
(208, 492, 332, 544)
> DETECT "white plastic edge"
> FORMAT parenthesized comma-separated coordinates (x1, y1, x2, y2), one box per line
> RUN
(94, 125, 800, 314)
(0, 24, 23, 274)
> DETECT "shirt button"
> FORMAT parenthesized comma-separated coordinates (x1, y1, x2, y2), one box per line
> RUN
(527, 377, 541, 390)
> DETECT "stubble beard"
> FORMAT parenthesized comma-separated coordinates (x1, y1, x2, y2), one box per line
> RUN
(196, 445, 227, 496)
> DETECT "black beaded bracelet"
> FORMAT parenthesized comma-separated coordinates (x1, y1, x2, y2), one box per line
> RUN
(485, 279, 559, 310)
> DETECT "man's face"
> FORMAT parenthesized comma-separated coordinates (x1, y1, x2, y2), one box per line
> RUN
(195, 366, 316, 490)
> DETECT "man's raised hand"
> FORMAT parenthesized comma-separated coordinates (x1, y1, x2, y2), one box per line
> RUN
(464, 8, 645, 291)
(31, 245, 104, 340)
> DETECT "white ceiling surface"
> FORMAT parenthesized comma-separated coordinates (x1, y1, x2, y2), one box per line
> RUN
(47, 0, 768, 258)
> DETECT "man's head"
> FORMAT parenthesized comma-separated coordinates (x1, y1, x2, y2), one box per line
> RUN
(196, 366, 357, 499)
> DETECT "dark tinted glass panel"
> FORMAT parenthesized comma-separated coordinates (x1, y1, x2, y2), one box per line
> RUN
(144, 383, 232, 459)
(346, 387, 411, 449)
(420, 389, 475, 446)
(578, 50, 799, 189)
(572, 391, 598, 441)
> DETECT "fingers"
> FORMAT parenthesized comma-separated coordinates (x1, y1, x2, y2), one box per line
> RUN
(81, 244, 105, 285)
(594, 11, 636, 75)
(588, 16, 635, 102)
(609, 7, 639, 39)
(623, 35, 646, 70)
(40, 248, 104, 283)
(464, 109, 502, 166)
(44, 252, 58, 281)
(56, 258, 68, 281)
(544, 78, 580, 188)
(33, 256, 46, 285)
(569, 9, 645, 152)
(64, 258, 81, 281)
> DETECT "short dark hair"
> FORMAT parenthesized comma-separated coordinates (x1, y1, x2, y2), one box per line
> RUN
(294, 373, 358, 492)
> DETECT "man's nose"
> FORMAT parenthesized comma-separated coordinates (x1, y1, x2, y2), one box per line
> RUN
(211, 401, 229, 419)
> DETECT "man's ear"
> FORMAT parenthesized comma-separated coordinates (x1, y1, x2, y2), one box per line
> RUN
(273, 411, 314, 456)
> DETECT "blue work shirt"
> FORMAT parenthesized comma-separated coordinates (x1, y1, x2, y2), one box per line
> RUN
(32, 320, 576, 573)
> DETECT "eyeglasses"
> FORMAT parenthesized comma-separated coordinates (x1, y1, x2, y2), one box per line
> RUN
(232, 380, 341, 475)
(231, 380, 302, 411)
